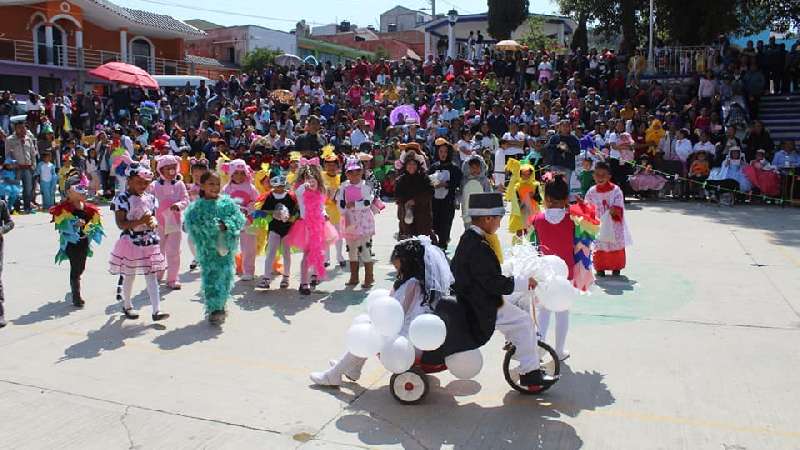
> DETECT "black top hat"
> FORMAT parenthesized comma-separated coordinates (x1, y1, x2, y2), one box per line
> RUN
(468, 192, 505, 217)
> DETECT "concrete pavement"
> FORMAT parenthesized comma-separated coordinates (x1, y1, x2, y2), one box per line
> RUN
(0, 200, 798, 449)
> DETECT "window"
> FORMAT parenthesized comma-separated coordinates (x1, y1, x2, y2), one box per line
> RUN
(0, 75, 33, 94)
(35, 24, 65, 65)
(39, 76, 63, 95)
(130, 38, 152, 71)
(163, 63, 177, 75)
(227, 47, 235, 63)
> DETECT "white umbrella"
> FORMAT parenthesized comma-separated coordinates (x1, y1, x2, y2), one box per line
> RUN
(275, 54, 303, 67)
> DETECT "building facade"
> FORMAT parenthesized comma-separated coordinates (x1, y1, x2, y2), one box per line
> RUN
(379, 6, 431, 33)
(0, 0, 204, 94)
(186, 24, 296, 67)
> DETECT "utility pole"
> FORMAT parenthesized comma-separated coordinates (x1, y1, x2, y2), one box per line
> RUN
(430, 0, 436, 17)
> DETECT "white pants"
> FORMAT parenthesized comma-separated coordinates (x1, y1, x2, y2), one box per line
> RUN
(537, 307, 569, 356)
(116, 273, 161, 312)
(263, 231, 290, 280)
(496, 299, 540, 373)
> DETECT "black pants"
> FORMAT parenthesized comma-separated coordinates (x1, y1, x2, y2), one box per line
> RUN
(65, 238, 90, 301)
(431, 198, 456, 249)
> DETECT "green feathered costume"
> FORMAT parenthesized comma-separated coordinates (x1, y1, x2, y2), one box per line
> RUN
(184, 195, 246, 314)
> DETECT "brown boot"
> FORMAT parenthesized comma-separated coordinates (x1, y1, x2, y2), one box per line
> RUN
(346, 262, 359, 286)
(362, 263, 375, 288)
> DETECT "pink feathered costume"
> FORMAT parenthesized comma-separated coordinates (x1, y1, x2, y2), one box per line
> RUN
(285, 182, 339, 283)
(222, 159, 259, 278)
(151, 155, 189, 286)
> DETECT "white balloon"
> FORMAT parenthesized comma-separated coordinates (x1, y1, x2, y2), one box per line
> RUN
(445, 349, 484, 379)
(541, 255, 569, 279)
(379, 336, 416, 374)
(368, 295, 404, 337)
(351, 313, 371, 326)
(408, 314, 447, 351)
(535, 277, 578, 312)
(366, 289, 391, 314)
(345, 323, 383, 358)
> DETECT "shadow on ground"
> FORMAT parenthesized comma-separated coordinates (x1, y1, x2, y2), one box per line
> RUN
(58, 316, 155, 361)
(13, 295, 80, 326)
(311, 363, 613, 449)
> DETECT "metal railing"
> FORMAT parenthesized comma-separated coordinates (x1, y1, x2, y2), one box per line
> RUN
(652, 46, 721, 76)
(0, 38, 190, 75)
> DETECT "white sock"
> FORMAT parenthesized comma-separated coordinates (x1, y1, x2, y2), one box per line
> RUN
(145, 273, 161, 313)
(121, 275, 135, 309)
(555, 311, 570, 355)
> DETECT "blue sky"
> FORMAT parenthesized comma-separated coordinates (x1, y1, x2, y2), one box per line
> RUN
(117, 0, 558, 32)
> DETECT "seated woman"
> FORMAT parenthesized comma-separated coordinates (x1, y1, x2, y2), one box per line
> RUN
(707, 148, 751, 205)
(629, 156, 667, 199)
(743, 149, 780, 197)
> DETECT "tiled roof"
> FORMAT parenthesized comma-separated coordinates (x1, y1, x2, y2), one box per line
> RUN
(88, 0, 205, 36)
(185, 54, 238, 68)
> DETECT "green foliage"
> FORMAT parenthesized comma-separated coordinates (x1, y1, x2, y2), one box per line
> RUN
(372, 46, 390, 62)
(241, 48, 283, 72)
(487, 0, 530, 40)
(518, 16, 558, 51)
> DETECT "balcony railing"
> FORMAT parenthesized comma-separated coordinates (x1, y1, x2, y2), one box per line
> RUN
(0, 38, 190, 75)
(652, 46, 720, 76)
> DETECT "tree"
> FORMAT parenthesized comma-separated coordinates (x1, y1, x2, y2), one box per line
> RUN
(241, 48, 283, 72)
(372, 46, 390, 62)
(518, 16, 558, 51)
(487, 0, 530, 40)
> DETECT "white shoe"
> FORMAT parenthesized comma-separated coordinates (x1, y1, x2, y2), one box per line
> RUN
(241, 274, 254, 281)
(309, 369, 342, 386)
(329, 358, 362, 381)
(558, 350, 571, 361)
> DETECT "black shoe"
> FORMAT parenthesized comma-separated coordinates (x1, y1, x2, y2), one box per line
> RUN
(208, 310, 226, 325)
(72, 295, 85, 308)
(338, 260, 347, 269)
(324, 262, 330, 268)
(299, 284, 311, 295)
(519, 369, 558, 387)
(121, 307, 139, 320)
(596, 271, 606, 277)
(152, 311, 170, 321)
(0, 316, 6, 328)
(612, 270, 621, 276)
(310, 275, 318, 289)
(189, 260, 198, 270)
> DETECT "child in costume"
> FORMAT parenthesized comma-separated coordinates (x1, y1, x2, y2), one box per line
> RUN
(285, 159, 339, 295)
(0, 198, 13, 328)
(255, 175, 297, 290)
(184, 172, 246, 324)
(109, 158, 170, 321)
(394, 151, 434, 241)
(584, 162, 632, 277)
(58, 158, 74, 198)
(221, 159, 259, 281)
(336, 157, 378, 288)
(0, 158, 22, 212)
(507, 157, 541, 243)
(578, 158, 595, 197)
(152, 154, 190, 290)
(447, 192, 557, 387)
(50, 172, 104, 307)
(37, 152, 58, 209)
(186, 157, 209, 270)
(530, 173, 599, 361)
(321, 146, 346, 268)
(286, 151, 302, 185)
(460, 153, 491, 226)
(310, 236, 453, 386)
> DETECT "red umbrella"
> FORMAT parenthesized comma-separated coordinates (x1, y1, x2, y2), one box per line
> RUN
(88, 62, 159, 90)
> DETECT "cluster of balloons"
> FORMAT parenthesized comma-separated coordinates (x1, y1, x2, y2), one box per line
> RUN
(502, 244, 582, 312)
(345, 289, 448, 375)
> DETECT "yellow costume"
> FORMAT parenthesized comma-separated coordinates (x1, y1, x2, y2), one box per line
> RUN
(254, 163, 272, 196)
(286, 151, 301, 186)
(320, 146, 342, 225)
(645, 119, 665, 152)
(216, 151, 231, 186)
(507, 158, 540, 242)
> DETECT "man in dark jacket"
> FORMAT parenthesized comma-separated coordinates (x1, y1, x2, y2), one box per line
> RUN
(545, 120, 580, 182)
(443, 192, 557, 387)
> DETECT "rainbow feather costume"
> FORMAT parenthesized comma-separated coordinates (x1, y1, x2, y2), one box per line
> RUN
(50, 202, 105, 264)
(569, 200, 599, 291)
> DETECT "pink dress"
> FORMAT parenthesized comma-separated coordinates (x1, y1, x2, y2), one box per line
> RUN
(629, 169, 667, 192)
(109, 191, 167, 275)
(743, 161, 780, 197)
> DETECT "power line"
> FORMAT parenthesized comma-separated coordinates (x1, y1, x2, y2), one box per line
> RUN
(131, 0, 329, 25)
